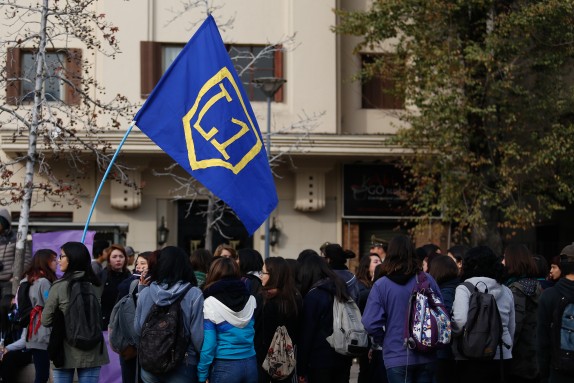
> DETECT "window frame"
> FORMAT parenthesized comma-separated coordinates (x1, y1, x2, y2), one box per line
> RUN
(360, 53, 405, 110)
(140, 41, 284, 102)
(6, 47, 82, 106)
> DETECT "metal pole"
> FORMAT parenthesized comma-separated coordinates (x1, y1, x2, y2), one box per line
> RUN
(264, 95, 272, 259)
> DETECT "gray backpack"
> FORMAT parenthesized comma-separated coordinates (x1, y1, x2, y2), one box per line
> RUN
(326, 297, 369, 356)
(109, 280, 139, 356)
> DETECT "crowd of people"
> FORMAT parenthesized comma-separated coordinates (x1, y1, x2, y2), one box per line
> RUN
(0, 229, 572, 383)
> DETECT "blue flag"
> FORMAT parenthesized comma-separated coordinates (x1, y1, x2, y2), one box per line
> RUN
(134, 15, 277, 235)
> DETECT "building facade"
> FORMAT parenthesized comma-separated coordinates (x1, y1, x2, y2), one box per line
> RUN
(1, 0, 569, 264)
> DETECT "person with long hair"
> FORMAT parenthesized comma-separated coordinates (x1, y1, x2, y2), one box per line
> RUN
(198, 257, 257, 383)
(214, 244, 238, 260)
(134, 246, 203, 383)
(502, 244, 542, 383)
(256, 257, 302, 383)
(362, 234, 442, 383)
(428, 255, 460, 383)
(190, 249, 213, 288)
(16, 249, 58, 383)
(114, 250, 155, 383)
(451, 246, 515, 383)
(43, 241, 109, 383)
(355, 253, 385, 383)
(297, 253, 352, 383)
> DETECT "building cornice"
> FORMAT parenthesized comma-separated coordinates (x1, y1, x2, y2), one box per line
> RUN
(0, 130, 406, 157)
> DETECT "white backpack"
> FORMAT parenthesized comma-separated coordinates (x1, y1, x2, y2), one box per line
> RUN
(326, 298, 369, 356)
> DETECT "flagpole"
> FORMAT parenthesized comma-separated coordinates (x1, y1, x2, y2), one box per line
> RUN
(81, 121, 136, 243)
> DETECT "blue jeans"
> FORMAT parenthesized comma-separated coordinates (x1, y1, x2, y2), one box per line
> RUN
(386, 363, 435, 383)
(140, 362, 198, 383)
(210, 356, 258, 383)
(53, 367, 101, 383)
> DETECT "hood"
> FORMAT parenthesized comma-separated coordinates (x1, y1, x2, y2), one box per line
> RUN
(464, 276, 507, 300)
(149, 281, 192, 306)
(555, 278, 574, 301)
(204, 295, 256, 328)
(510, 277, 539, 297)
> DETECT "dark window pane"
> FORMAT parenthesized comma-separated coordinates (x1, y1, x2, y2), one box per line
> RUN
(21, 52, 64, 102)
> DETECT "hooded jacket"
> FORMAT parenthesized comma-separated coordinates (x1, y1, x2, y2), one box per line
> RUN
(537, 277, 574, 383)
(0, 208, 32, 283)
(451, 276, 515, 360)
(134, 281, 204, 366)
(362, 272, 442, 369)
(197, 278, 256, 382)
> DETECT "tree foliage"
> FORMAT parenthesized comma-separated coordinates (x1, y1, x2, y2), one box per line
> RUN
(336, 0, 574, 249)
(0, 0, 136, 291)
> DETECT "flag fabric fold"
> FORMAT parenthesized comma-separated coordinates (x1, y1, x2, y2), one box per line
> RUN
(134, 15, 277, 234)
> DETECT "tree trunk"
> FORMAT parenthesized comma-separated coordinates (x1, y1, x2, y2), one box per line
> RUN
(13, 0, 48, 294)
(204, 194, 215, 252)
(471, 206, 503, 256)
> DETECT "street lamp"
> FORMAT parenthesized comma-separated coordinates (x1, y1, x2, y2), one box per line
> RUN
(157, 216, 169, 247)
(253, 77, 286, 259)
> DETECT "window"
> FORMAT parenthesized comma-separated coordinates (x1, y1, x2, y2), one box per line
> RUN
(6, 48, 82, 105)
(361, 54, 405, 110)
(140, 42, 284, 102)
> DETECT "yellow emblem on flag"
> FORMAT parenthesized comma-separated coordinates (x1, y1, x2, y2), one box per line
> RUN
(183, 67, 262, 175)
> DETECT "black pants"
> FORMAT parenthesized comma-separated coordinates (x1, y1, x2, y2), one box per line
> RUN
(455, 359, 510, 383)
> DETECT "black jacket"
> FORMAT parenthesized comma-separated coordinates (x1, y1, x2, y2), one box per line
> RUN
(537, 277, 574, 383)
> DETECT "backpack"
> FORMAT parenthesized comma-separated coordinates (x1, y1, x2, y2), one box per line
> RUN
(404, 272, 451, 353)
(15, 281, 32, 329)
(109, 280, 139, 360)
(457, 281, 503, 360)
(139, 285, 192, 375)
(262, 325, 296, 380)
(551, 295, 574, 374)
(64, 280, 104, 350)
(326, 297, 369, 356)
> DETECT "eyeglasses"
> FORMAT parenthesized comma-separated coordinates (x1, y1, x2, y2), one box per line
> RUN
(58, 254, 67, 260)
(261, 272, 270, 275)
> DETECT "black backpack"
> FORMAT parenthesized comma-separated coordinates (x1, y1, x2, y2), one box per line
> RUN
(15, 281, 32, 328)
(139, 285, 192, 375)
(551, 295, 574, 374)
(64, 280, 104, 350)
(457, 281, 503, 360)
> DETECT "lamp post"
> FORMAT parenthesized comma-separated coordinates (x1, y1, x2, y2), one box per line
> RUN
(253, 77, 286, 259)
(157, 216, 169, 248)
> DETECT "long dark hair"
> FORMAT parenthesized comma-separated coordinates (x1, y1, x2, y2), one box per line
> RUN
(379, 235, 419, 277)
(504, 244, 538, 278)
(263, 257, 299, 316)
(24, 249, 57, 283)
(428, 255, 458, 285)
(154, 246, 197, 288)
(60, 242, 101, 286)
(297, 253, 348, 302)
(356, 254, 378, 287)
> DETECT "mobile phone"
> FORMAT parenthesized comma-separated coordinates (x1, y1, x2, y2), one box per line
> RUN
(132, 273, 141, 278)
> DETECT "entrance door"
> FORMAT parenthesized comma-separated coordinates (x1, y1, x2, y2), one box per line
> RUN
(177, 200, 253, 255)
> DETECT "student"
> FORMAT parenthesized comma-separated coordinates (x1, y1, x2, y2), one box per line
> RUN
(428, 255, 460, 383)
(297, 253, 352, 383)
(256, 257, 302, 383)
(134, 246, 203, 383)
(43, 241, 109, 383)
(502, 244, 542, 383)
(323, 243, 360, 303)
(362, 235, 441, 383)
(537, 244, 574, 383)
(355, 253, 385, 383)
(22, 249, 58, 383)
(198, 257, 257, 383)
(451, 246, 515, 383)
(0, 294, 33, 382)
